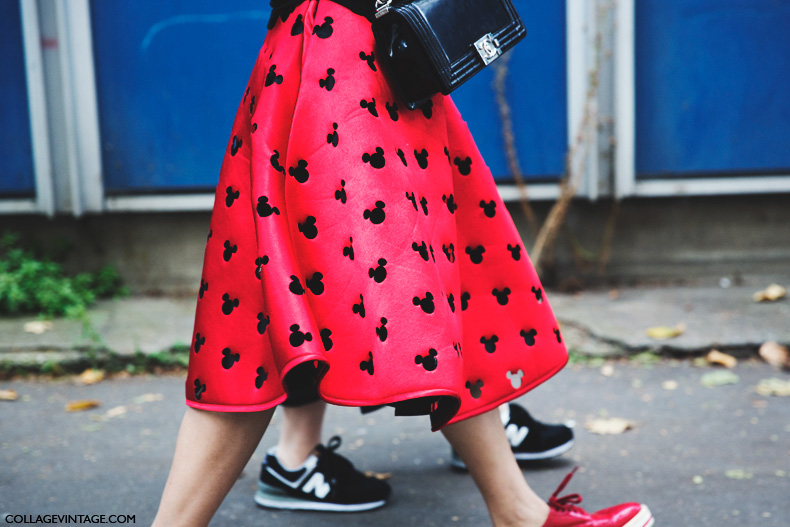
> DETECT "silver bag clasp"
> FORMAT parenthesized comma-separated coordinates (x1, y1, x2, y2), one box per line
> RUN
(475, 33, 501, 65)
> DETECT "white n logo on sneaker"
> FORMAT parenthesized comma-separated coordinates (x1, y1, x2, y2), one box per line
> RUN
(505, 423, 529, 447)
(302, 472, 331, 499)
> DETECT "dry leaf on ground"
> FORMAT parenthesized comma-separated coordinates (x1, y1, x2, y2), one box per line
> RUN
(364, 471, 392, 480)
(759, 342, 790, 370)
(65, 400, 101, 412)
(105, 405, 129, 418)
(646, 324, 686, 340)
(585, 417, 635, 435)
(706, 349, 737, 369)
(23, 320, 53, 334)
(133, 393, 164, 404)
(78, 368, 105, 385)
(661, 380, 678, 391)
(755, 378, 790, 397)
(0, 389, 19, 401)
(752, 284, 787, 302)
(725, 469, 754, 480)
(701, 370, 739, 387)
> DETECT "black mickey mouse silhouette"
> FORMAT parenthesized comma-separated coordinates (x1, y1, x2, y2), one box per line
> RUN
(256, 196, 280, 217)
(255, 367, 268, 388)
(454, 156, 472, 175)
(442, 194, 457, 214)
(298, 216, 318, 239)
(447, 293, 456, 312)
(429, 244, 435, 262)
(492, 287, 511, 306)
(360, 351, 374, 375)
(376, 317, 388, 342)
(194, 333, 205, 353)
(414, 149, 429, 169)
(442, 243, 455, 263)
(255, 256, 269, 280)
(193, 379, 206, 400)
(231, 135, 243, 156)
(386, 101, 398, 121)
(459, 292, 470, 312)
(319, 68, 335, 91)
(396, 148, 407, 166)
(320, 328, 333, 351)
(420, 98, 433, 119)
(368, 258, 387, 283)
(291, 14, 304, 35)
(289, 324, 313, 347)
(249, 94, 256, 115)
(415, 349, 438, 371)
(327, 123, 339, 147)
(244, 86, 250, 104)
(343, 237, 355, 260)
(288, 160, 310, 183)
(289, 275, 305, 295)
(270, 150, 286, 174)
(223, 240, 237, 262)
(360, 98, 378, 117)
(251, 122, 257, 133)
(480, 200, 496, 218)
(453, 341, 462, 357)
(419, 197, 428, 215)
(531, 286, 543, 303)
(221, 348, 240, 369)
(480, 335, 499, 354)
(225, 186, 240, 207)
(520, 328, 538, 346)
(359, 51, 376, 71)
(412, 241, 430, 261)
(363, 201, 385, 224)
(199, 279, 209, 299)
(405, 191, 418, 211)
(554, 328, 562, 343)
(352, 294, 366, 318)
(466, 379, 483, 399)
(221, 293, 239, 315)
(257, 313, 270, 334)
(362, 147, 385, 168)
(334, 179, 347, 203)
(466, 245, 485, 264)
(306, 272, 324, 295)
(507, 244, 522, 261)
(412, 292, 435, 314)
(264, 65, 283, 87)
(313, 16, 334, 38)
(444, 146, 452, 164)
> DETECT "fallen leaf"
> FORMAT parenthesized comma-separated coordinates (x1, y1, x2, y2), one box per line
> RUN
(701, 370, 739, 387)
(78, 368, 105, 385)
(23, 320, 53, 334)
(65, 400, 101, 412)
(661, 380, 678, 391)
(692, 475, 704, 485)
(0, 389, 19, 401)
(725, 469, 753, 480)
(585, 417, 635, 435)
(754, 378, 790, 397)
(646, 324, 686, 340)
(363, 471, 392, 480)
(105, 405, 129, 418)
(752, 283, 787, 302)
(132, 393, 164, 404)
(600, 364, 615, 377)
(706, 350, 737, 369)
(758, 342, 790, 370)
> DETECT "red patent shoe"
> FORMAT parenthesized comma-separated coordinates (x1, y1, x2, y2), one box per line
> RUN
(542, 468, 654, 527)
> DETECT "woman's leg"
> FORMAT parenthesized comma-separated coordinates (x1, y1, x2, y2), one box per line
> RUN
(442, 409, 550, 527)
(153, 407, 275, 527)
(275, 399, 327, 468)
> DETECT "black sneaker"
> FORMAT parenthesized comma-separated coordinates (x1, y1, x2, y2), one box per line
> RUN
(255, 436, 391, 512)
(450, 403, 574, 470)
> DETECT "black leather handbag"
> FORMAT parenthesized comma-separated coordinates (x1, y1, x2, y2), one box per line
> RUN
(371, 0, 527, 109)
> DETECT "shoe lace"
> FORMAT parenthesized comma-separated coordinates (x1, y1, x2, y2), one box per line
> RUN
(547, 467, 587, 514)
(314, 435, 355, 482)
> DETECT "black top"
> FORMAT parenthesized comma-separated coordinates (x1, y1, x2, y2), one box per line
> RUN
(268, 0, 376, 28)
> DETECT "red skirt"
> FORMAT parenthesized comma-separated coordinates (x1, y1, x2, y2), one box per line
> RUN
(185, 0, 567, 430)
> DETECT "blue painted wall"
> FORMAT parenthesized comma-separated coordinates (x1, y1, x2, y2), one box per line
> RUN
(90, 0, 565, 192)
(636, 0, 790, 178)
(0, 0, 35, 197)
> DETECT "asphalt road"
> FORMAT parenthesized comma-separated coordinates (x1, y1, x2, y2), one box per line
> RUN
(1, 359, 788, 526)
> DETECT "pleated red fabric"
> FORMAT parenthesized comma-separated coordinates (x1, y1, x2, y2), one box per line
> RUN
(185, 0, 567, 430)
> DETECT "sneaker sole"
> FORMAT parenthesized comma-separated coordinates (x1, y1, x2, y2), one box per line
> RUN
(450, 438, 575, 471)
(254, 485, 387, 513)
(624, 505, 654, 527)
